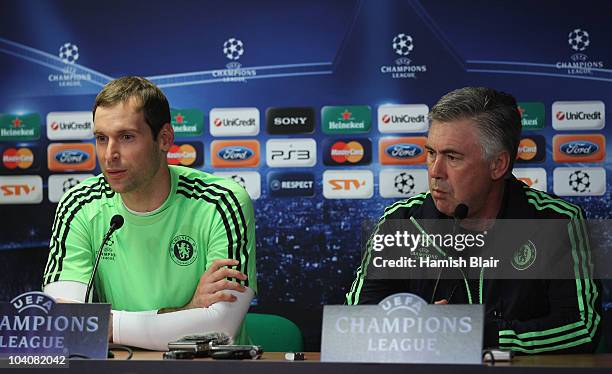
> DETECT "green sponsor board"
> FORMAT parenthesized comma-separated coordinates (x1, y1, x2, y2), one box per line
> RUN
(0, 113, 41, 141)
(517, 102, 544, 130)
(322, 105, 371, 134)
(170, 109, 203, 137)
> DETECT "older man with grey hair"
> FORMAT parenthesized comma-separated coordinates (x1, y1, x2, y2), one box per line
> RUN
(346, 87, 601, 354)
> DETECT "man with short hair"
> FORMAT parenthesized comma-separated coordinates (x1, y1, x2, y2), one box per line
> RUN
(43, 76, 256, 350)
(346, 87, 601, 353)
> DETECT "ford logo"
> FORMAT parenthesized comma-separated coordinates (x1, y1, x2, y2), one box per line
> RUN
(55, 150, 89, 164)
(385, 144, 422, 159)
(218, 146, 253, 161)
(560, 141, 598, 156)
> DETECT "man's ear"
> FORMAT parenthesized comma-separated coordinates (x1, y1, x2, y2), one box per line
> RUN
(490, 151, 510, 180)
(157, 123, 174, 152)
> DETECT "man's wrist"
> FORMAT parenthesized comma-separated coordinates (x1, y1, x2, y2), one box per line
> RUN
(157, 301, 192, 314)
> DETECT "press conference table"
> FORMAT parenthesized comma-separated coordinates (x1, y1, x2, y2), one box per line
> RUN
(52, 351, 612, 373)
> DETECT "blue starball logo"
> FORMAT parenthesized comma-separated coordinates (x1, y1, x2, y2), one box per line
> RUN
(55, 150, 89, 164)
(560, 141, 599, 156)
(270, 179, 281, 191)
(218, 146, 253, 161)
(385, 143, 422, 159)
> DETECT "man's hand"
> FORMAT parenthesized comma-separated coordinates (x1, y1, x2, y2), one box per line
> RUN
(434, 299, 449, 305)
(158, 259, 247, 314)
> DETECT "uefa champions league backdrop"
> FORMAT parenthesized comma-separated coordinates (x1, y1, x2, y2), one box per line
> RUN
(0, 0, 611, 349)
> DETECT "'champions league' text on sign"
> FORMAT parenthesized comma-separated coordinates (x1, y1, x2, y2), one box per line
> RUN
(321, 293, 484, 364)
(0, 292, 110, 359)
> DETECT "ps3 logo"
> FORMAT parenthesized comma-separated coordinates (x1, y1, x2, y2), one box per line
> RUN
(270, 149, 311, 160)
(266, 139, 316, 167)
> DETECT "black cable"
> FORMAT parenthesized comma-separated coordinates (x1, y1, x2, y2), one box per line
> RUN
(108, 343, 133, 360)
(482, 350, 495, 365)
(68, 353, 91, 359)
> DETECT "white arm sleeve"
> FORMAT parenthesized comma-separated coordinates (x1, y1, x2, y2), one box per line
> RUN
(43, 280, 87, 302)
(43, 281, 254, 351)
(113, 287, 254, 351)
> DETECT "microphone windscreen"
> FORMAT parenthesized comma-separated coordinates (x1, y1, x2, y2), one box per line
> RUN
(453, 204, 469, 220)
(182, 332, 233, 345)
(206, 332, 232, 345)
(110, 214, 124, 230)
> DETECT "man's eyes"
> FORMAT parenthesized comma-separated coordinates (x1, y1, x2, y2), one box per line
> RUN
(95, 134, 135, 142)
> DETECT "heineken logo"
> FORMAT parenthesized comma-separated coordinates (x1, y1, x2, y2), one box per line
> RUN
(170, 109, 203, 137)
(511, 240, 537, 271)
(170, 235, 197, 266)
(321, 105, 371, 134)
(0, 113, 41, 141)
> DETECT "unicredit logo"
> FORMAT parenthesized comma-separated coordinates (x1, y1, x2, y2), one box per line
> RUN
(55, 150, 89, 164)
(218, 146, 254, 161)
(382, 114, 426, 124)
(214, 118, 255, 127)
(385, 144, 422, 159)
(560, 141, 599, 156)
(556, 111, 601, 121)
(51, 121, 92, 131)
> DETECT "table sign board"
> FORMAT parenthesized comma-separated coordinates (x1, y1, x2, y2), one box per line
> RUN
(0, 291, 110, 359)
(321, 293, 483, 364)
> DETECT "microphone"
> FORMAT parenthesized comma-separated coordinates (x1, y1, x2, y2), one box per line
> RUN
(453, 203, 469, 220)
(85, 215, 124, 302)
(453, 203, 469, 234)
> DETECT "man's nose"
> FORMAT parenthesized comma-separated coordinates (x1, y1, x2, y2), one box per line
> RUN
(105, 139, 120, 163)
(428, 155, 446, 179)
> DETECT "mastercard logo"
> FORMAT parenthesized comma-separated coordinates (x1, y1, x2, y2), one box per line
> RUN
(517, 138, 538, 161)
(2, 148, 34, 169)
(167, 144, 197, 166)
(330, 141, 364, 163)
